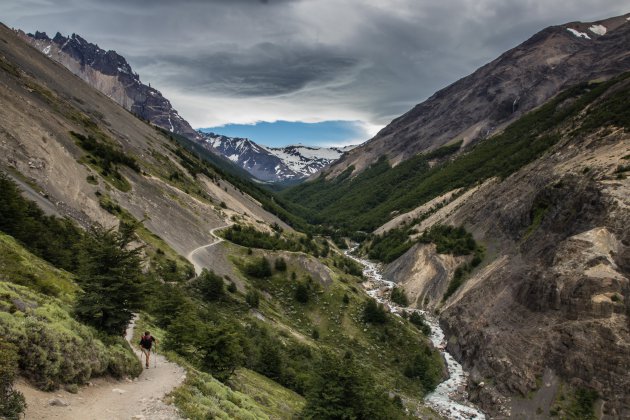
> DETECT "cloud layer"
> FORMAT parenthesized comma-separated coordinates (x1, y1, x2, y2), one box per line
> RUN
(2, 0, 628, 134)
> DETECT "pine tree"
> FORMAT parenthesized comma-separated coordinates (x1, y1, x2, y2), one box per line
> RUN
(74, 226, 144, 335)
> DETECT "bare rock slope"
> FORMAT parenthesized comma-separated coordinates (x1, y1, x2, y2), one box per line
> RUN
(0, 23, 286, 258)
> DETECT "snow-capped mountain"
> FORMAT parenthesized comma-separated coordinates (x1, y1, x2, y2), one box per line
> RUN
(199, 131, 355, 182)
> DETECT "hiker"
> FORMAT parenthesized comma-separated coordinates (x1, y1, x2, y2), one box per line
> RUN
(139, 331, 157, 369)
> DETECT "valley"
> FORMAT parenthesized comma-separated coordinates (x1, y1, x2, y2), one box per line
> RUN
(0, 8, 629, 420)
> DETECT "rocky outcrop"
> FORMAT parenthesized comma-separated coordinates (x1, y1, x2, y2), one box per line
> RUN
(379, 79, 630, 416)
(327, 13, 630, 177)
(19, 30, 202, 141)
(383, 243, 464, 310)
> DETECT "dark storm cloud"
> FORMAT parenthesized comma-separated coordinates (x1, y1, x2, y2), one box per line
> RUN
(136, 42, 361, 96)
(1, 0, 628, 129)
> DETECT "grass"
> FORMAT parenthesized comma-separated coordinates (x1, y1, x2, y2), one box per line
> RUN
(0, 238, 142, 391)
(230, 243, 444, 401)
(0, 232, 77, 304)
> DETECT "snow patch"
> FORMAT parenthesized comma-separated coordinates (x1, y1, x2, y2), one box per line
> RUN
(567, 28, 591, 39)
(42, 45, 51, 55)
(588, 24, 607, 36)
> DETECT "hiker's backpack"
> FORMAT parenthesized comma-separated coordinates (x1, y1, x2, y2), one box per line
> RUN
(140, 335, 152, 348)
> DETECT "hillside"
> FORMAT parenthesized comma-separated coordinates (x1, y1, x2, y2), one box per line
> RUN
(0, 21, 445, 420)
(20, 30, 203, 142)
(292, 71, 630, 416)
(325, 13, 630, 178)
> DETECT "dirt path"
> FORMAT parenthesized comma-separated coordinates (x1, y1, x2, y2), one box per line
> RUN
(16, 317, 186, 420)
(187, 223, 232, 275)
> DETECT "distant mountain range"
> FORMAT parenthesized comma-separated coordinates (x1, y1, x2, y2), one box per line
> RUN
(199, 132, 356, 182)
(20, 30, 353, 182)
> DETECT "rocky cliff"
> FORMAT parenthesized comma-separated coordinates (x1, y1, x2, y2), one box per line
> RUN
(328, 13, 630, 177)
(382, 75, 630, 417)
(20, 30, 203, 142)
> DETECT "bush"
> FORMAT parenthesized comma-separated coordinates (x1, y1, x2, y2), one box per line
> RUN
(302, 351, 405, 419)
(245, 257, 272, 278)
(0, 339, 26, 420)
(390, 287, 409, 306)
(362, 299, 388, 324)
(227, 281, 238, 293)
(409, 312, 431, 335)
(0, 283, 141, 391)
(196, 269, 225, 301)
(246, 290, 261, 308)
(403, 348, 442, 392)
(295, 282, 309, 303)
(274, 258, 287, 271)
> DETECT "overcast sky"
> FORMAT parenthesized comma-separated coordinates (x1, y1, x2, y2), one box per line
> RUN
(1, 0, 628, 145)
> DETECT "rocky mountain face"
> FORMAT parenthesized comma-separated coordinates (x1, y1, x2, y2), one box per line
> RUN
(21, 30, 352, 183)
(0, 23, 288, 258)
(199, 131, 354, 182)
(19, 30, 203, 141)
(327, 13, 630, 177)
(379, 75, 630, 417)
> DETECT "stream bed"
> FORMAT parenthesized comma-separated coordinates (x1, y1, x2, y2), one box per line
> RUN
(345, 250, 486, 419)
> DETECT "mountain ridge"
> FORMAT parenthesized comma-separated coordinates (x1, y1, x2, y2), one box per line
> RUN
(326, 13, 630, 177)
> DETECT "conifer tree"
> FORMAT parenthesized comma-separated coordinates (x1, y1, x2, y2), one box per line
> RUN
(74, 226, 144, 335)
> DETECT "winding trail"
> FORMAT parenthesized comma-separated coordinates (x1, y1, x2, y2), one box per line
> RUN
(186, 223, 233, 275)
(345, 249, 486, 420)
(17, 316, 186, 420)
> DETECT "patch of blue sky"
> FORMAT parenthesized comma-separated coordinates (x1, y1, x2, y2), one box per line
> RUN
(200, 120, 370, 148)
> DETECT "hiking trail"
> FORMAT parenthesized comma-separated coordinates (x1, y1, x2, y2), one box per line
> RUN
(16, 316, 186, 420)
(187, 223, 233, 275)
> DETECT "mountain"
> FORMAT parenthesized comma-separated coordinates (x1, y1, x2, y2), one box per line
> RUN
(280, 14, 630, 418)
(21, 30, 353, 183)
(0, 21, 442, 420)
(327, 13, 630, 177)
(20, 30, 203, 141)
(199, 131, 355, 182)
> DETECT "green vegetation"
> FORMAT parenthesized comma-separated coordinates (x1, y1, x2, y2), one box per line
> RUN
(362, 298, 388, 324)
(282, 76, 630, 231)
(71, 131, 139, 191)
(195, 269, 226, 301)
(403, 348, 442, 391)
(419, 224, 478, 256)
(409, 312, 431, 336)
(0, 339, 26, 420)
(221, 224, 323, 255)
(0, 172, 83, 272)
(74, 226, 145, 335)
(550, 386, 599, 419)
(302, 351, 405, 420)
(391, 287, 409, 306)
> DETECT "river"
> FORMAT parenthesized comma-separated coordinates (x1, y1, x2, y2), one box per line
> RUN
(345, 249, 486, 419)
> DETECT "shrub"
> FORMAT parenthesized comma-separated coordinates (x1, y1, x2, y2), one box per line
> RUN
(409, 312, 431, 336)
(390, 288, 408, 306)
(227, 281, 238, 293)
(245, 257, 272, 279)
(403, 348, 442, 392)
(0, 339, 26, 420)
(246, 290, 260, 308)
(274, 258, 287, 271)
(295, 282, 310, 303)
(362, 299, 388, 324)
(196, 269, 225, 301)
